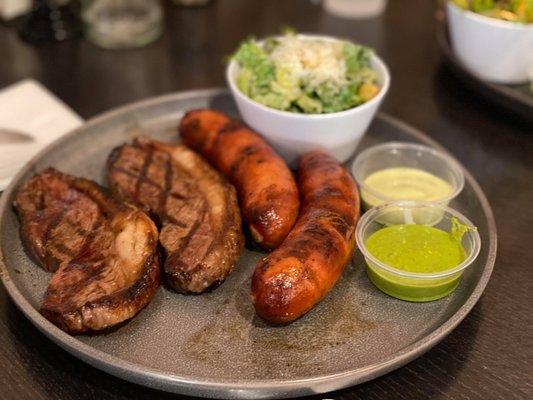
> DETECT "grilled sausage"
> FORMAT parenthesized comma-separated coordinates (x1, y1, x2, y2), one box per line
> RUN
(179, 109, 299, 249)
(252, 151, 359, 323)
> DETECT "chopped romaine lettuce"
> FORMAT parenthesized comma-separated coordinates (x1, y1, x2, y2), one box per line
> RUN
(451, 0, 533, 22)
(296, 94, 323, 114)
(233, 40, 275, 96)
(471, 0, 495, 13)
(231, 33, 380, 114)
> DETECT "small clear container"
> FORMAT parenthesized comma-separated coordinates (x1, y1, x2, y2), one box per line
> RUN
(356, 201, 481, 302)
(82, 0, 163, 49)
(352, 142, 465, 211)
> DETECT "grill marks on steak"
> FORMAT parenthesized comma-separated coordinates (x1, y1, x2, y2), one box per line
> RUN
(13, 168, 160, 333)
(108, 142, 203, 226)
(107, 137, 244, 293)
(13, 169, 103, 272)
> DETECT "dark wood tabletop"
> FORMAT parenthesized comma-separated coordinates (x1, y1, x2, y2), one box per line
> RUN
(1, 0, 532, 399)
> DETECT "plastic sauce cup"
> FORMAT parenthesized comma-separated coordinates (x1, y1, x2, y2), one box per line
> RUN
(352, 142, 465, 219)
(356, 201, 481, 302)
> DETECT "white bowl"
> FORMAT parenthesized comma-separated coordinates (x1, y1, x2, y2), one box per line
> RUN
(226, 34, 390, 165)
(446, 2, 533, 84)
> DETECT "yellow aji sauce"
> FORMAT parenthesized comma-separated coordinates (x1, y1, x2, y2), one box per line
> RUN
(362, 167, 453, 208)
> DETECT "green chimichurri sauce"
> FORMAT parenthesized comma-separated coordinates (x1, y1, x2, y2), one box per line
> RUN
(366, 224, 466, 273)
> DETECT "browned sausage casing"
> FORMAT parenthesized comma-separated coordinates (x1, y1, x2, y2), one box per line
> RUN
(179, 109, 300, 249)
(252, 151, 360, 324)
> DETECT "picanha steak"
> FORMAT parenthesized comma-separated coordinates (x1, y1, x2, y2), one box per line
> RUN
(13, 168, 160, 333)
(106, 137, 243, 293)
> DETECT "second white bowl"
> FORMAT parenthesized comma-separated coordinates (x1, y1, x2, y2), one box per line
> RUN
(226, 34, 390, 165)
(446, 2, 533, 84)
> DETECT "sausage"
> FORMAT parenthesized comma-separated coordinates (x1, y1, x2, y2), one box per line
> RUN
(179, 109, 300, 249)
(252, 151, 359, 323)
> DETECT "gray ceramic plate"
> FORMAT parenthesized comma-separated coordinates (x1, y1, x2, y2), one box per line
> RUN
(0, 89, 497, 399)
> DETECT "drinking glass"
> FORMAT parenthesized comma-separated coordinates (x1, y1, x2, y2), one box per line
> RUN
(323, 0, 387, 19)
(81, 0, 163, 49)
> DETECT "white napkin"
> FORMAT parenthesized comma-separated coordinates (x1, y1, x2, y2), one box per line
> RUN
(0, 79, 83, 190)
(0, 0, 31, 20)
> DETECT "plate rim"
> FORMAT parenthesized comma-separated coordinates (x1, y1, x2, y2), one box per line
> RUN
(0, 88, 498, 398)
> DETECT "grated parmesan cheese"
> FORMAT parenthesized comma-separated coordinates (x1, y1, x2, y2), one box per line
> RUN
(268, 36, 347, 88)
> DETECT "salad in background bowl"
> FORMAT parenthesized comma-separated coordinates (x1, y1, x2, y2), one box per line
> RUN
(446, 1, 533, 84)
(226, 32, 390, 164)
(451, 0, 533, 23)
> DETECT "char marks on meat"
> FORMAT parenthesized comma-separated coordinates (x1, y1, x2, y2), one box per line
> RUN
(107, 137, 243, 293)
(13, 168, 160, 333)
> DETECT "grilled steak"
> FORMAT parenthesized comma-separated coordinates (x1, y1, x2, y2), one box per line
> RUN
(14, 168, 160, 333)
(106, 137, 243, 293)
(14, 168, 102, 272)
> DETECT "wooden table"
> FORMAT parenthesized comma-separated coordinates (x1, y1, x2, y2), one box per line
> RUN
(1, 1, 531, 399)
